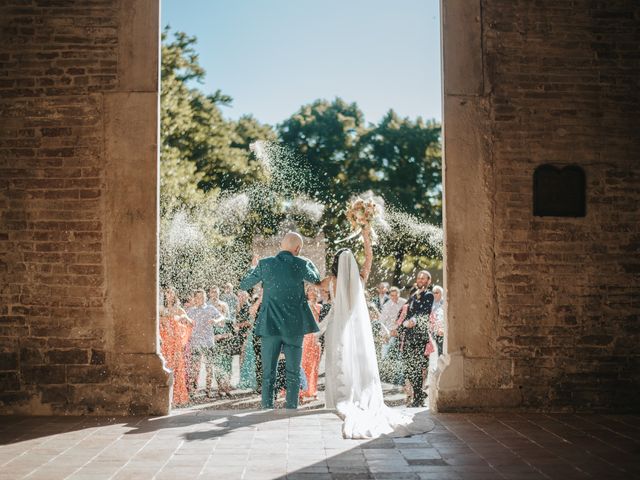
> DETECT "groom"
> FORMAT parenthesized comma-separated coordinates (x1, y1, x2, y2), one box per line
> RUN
(239, 232, 321, 410)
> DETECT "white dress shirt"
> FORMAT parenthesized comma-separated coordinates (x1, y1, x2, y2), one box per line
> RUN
(379, 297, 407, 333)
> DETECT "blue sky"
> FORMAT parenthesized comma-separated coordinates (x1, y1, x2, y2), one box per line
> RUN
(161, 0, 442, 126)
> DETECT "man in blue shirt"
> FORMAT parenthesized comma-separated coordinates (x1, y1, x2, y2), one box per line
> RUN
(187, 289, 222, 398)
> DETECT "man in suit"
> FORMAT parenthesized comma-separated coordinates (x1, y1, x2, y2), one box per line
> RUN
(397, 270, 434, 407)
(239, 232, 321, 410)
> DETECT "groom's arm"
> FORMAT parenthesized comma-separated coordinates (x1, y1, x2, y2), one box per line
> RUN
(239, 261, 263, 291)
(302, 258, 321, 285)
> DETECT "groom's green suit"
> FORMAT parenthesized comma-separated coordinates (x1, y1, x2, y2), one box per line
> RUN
(239, 251, 321, 409)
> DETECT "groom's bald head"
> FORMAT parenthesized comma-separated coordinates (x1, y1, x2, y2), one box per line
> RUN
(281, 232, 303, 256)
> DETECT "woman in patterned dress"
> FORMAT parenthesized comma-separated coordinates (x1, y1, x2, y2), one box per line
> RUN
(300, 285, 322, 400)
(160, 287, 193, 406)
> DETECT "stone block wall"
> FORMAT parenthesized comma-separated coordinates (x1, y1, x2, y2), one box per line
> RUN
(0, 0, 169, 415)
(436, 0, 640, 412)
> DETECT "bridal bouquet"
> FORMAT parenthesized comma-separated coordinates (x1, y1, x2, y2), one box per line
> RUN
(336, 197, 380, 243)
(346, 198, 378, 231)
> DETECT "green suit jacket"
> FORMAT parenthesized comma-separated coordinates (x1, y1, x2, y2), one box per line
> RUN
(239, 251, 321, 337)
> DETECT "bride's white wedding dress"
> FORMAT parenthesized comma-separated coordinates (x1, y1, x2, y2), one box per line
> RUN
(320, 250, 434, 439)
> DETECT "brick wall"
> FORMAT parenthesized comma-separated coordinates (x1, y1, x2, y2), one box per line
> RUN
(484, 0, 640, 410)
(0, 1, 167, 415)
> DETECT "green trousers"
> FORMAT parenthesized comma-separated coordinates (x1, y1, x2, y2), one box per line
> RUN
(260, 335, 303, 409)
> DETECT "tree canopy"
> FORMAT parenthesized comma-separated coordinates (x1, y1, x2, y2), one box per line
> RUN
(160, 29, 275, 214)
(160, 27, 442, 290)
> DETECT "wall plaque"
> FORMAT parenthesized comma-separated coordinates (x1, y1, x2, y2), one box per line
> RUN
(533, 165, 586, 217)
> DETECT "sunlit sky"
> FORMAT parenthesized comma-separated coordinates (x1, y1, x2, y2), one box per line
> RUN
(161, 0, 442, 127)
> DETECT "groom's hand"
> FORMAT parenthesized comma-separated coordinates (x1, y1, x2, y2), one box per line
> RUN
(251, 254, 259, 268)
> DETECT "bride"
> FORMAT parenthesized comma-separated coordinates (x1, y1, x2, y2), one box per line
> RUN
(318, 226, 434, 439)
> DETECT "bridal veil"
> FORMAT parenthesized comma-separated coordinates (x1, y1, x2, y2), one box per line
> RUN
(323, 250, 434, 439)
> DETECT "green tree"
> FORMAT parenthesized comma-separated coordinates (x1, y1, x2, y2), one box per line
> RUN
(278, 100, 442, 277)
(278, 98, 369, 262)
(160, 28, 269, 213)
(363, 110, 441, 224)
(227, 115, 277, 190)
(160, 29, 443, 287)
(160, 28, 281, 289)
(160, 29, 208, 213)
(362, 110, 442, 284)
(233, 114, 278, 151)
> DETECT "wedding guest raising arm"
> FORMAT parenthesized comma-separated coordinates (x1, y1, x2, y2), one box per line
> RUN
(221, 283, 238, 320)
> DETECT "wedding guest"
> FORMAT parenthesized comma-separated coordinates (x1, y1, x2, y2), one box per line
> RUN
(301, 286, 322, 400)
(249, 288, 263, 393)
(396, 270, 434, 407)
(429, 285, 445, 356)
(208, 286, 230, 318)
(183, 292, 195, 309)
(187, 289, 222, 398)
(373, 282, 390, 311)
(208, 286, 234, 397)
(366, 291, 387, 366)
(160, 287, 193, 406)
(236, 290, 257, 390)
(379, 287, 407, 356)
(221, 283, 238, 321)
(317, 288, 332, 356)
(379, 286, 407, 385)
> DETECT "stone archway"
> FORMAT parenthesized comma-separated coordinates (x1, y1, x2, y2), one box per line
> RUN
(430, 0, 520, 411)
(94, 0, 171, 414)
(3, 0, 637, 416)
(0, 0, 537, 415)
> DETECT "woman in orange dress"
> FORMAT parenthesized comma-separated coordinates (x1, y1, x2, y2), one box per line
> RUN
(160, 287, 194, 407)
(300, 286, 322, 400)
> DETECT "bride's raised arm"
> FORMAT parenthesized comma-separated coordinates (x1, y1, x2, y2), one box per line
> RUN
(360, 226, 373, 284)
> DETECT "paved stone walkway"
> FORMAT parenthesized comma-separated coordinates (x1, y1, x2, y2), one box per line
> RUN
(1, 409, 638, 480)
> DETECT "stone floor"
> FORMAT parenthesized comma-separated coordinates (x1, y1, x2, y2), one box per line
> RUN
(1, 409, 639, 480)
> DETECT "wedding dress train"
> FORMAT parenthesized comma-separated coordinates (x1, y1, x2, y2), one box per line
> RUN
(321, 251, 434, 439)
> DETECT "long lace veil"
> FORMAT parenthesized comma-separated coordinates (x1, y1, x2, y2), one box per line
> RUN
(325, 250, 435, 438)
(331, 250, 383, 410)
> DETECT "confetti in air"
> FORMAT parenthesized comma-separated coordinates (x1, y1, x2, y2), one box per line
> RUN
(159, 140, 443, 408)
